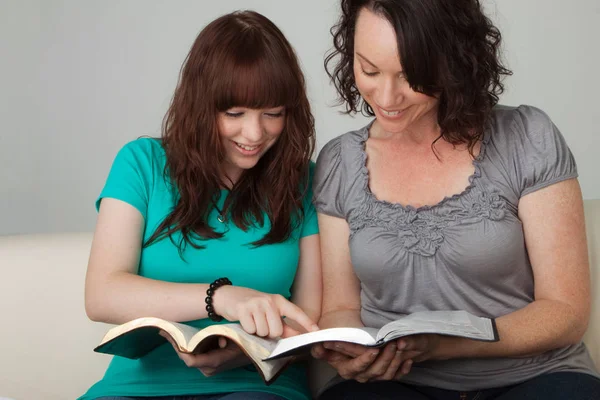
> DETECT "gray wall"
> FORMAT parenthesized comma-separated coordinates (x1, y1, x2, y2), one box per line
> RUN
(1, 0, 599, 235)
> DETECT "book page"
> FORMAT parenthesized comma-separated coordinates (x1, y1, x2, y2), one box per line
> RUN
(266, 327, 379, 360)
(376, 310, 497, 342)
(94, 317, 201, 358)
(188, 323, 289, 383)
(95, 319, 290, 384)
(168, 321, 208, 349)
(188, 323, 280, 355)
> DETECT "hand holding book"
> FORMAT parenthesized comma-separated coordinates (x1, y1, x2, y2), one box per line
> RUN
(312, 340, 414, 382)
(311, 331, 443, 382)
(160, 332, 251, 377)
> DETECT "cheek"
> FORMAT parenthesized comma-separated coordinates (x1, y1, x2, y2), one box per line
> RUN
(217, 119, 236, 140)
(354, 73, 375, 99)
(266, 120, 285, 140)
(411, 92, 438, 108)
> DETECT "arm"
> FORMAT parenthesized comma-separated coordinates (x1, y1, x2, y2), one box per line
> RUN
(85, 198, 317, 336)
(312, 213, 409, 381)
(289, 233, 323, 329)
(407, 179, 591, 361)
(317, 213, 363, 329)
(85, 198, 211, 324)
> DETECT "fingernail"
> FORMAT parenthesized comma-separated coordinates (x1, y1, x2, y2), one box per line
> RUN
(390, 343, 396, 351)
(398, 341, 406, 350)
(311, 324, 320, 331)
(371, 351, 379, 358)
(323, 343, 333, 350)
(396, 350, 403, 356)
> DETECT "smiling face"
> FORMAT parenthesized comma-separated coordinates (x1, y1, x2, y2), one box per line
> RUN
(217, 106, 286, 182)
(353, 7, 439, 136)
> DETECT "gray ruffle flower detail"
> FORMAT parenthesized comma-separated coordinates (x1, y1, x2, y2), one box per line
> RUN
(349, 130, 506, 257)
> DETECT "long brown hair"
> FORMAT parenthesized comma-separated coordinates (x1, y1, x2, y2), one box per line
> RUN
(326, 0, 512, 153)
(145, 11, 315, 251)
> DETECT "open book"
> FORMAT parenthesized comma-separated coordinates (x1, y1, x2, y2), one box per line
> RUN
(93, 317, 290, 385)
(266, 310, 498, 360)
(94, 310, 498, 384)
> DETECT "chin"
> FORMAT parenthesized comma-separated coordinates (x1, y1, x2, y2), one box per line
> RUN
(377, 120, 408, 135)
(234, 158, 261, 171)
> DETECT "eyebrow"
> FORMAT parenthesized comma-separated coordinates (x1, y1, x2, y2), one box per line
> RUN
(356, 52, 378, 69)
(356, 52, 405, 77)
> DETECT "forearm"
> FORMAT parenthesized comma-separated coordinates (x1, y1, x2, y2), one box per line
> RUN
(434, 299, 588, 360)
(318, 309, 364, 329)
(291, 287, 321, 329)
(85, 272, 210, 324)
(284, 307, 321, 334)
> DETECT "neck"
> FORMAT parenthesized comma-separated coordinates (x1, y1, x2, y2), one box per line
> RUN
(221, 163, 242, 189)
(371, 118, 441, 146)
(371, 106, 441, 144)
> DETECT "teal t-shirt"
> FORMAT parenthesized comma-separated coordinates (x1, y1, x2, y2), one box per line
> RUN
(80, 138, 318, 400)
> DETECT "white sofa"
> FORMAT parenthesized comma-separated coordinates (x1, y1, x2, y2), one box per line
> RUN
(2, 200, 599, 400)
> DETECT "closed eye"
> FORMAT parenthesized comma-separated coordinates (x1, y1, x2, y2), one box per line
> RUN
(361, 68, 379, 77)
(265, 112, 284, 118)
(224, 111, 243, 118)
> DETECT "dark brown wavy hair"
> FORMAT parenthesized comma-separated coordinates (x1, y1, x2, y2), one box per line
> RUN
(325, 0, 512, 152)
(145, 11, 315, 251)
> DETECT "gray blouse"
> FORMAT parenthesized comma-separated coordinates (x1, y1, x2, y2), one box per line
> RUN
(313, 105, 599, 390)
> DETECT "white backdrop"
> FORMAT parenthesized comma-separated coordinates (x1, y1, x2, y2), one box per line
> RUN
(1, 0, 599, 235)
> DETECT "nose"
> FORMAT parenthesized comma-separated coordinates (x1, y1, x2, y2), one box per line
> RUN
(242, 114, 264, 143)
(378, 76, 403, 109)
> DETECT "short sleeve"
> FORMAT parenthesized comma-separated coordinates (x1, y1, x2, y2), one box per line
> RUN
(96, 139, 156, 219)
(513, 106, 578, 198)
(300, 162, 319, 238)
(313, 137, 345, 218)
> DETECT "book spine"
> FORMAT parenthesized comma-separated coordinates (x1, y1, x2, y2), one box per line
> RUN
(490, 318, 500, 342)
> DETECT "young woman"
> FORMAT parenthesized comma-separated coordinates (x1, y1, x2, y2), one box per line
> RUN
(80, 11, 321, 400)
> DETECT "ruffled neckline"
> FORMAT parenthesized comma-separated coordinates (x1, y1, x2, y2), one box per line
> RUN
(356, 120, 490, 213)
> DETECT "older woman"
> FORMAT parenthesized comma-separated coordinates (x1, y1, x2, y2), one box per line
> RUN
(312, 0, 600, 399)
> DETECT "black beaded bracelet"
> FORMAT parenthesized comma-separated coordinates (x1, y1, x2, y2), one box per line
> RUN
(205, 277, 232, 322)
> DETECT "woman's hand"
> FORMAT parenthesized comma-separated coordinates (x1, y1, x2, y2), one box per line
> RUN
(213, 286, 319, 338)
(311, 341, 414, 382)
(161, 333, 250, 377)
(394, 334, 443, 363)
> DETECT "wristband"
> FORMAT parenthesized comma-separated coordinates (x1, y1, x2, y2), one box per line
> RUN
(205, 277, 232, 322)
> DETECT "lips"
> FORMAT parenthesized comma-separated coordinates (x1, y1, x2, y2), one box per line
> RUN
(234, 142, 259, 151)
(232, 140, 262, 156)
(377, 105, 406, 120)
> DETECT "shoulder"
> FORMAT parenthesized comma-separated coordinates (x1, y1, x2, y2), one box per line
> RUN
(98, 138, 165, 214)
(488, 105, 557, 144)
(309, 159, 316, 176)
(113, 137, 166, 173)
(320, 125, 368, 156)
(118, 137, 164, 159)
(315, 124, 370, 175)
(487, 105, 576, 198)
(486, 104, 569, 159)
(106, 137, 168, 191)
(312, 124, 371, 217)
(300, 161, 317, 196)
